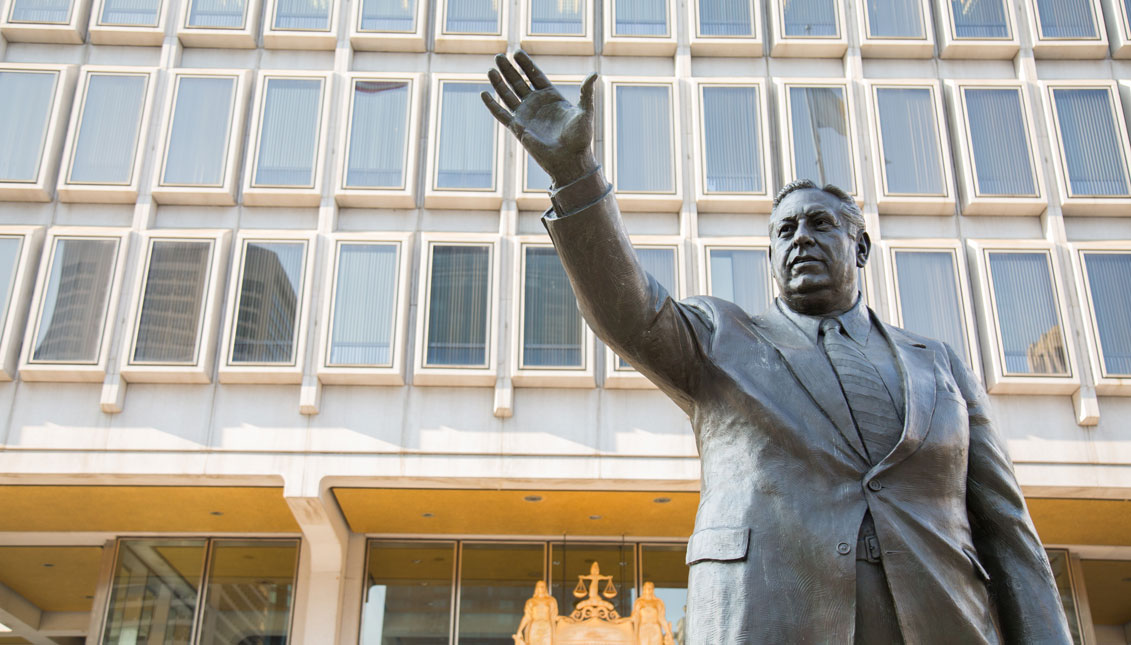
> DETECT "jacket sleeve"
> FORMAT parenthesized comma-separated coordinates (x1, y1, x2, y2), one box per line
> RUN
(541, 167, 714, 413)
(949, 344, 1072, 644)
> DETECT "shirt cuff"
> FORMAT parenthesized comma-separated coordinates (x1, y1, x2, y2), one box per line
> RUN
(548, 165, 612, 218)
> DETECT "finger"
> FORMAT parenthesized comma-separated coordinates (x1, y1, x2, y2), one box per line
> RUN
(495, 53, 532, 98)
(480, 92, 514, 128)
(488, 68, 521, 110)
(515, 50, 551, 90)
(579, 73, 598, 117)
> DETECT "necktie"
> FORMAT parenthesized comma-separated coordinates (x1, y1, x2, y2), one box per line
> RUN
(820, 318, 904, 464)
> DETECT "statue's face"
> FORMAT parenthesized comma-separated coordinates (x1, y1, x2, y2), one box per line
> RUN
(642, 582, 655, 598)
(769, 188, 869, 316)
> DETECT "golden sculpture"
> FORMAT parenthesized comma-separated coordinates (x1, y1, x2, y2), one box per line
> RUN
(631, 582, 675, 645)
(513, 580, 558, 645)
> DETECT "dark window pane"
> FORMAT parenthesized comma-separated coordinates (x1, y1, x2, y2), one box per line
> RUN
(361, 541, 454, 645)
(133, 240, 211, 364)
(523, 247, 583, 368)
(458, 543, 545, 643)
(427, 244, 490, 366)
(550, 543, 635, 619)
(33, 238, 118, 363)
(102, 539, 206, 645)
(232, 242, 305, 364)
(196, 540, 298, 645)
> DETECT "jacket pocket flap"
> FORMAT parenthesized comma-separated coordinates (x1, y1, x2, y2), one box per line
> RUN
(964, 548, 992, 582)
(686, 528, 750, 565)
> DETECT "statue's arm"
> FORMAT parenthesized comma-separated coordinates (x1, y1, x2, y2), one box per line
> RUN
(951, 345, 1072, 643)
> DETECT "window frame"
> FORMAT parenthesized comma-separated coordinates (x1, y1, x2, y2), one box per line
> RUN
(424, 75, 505, 210)
(768, 0, 848, 57)
(946, 80, 1047, 216)
(176, 0, 263, 47)
(217, 230, 317, 384)
(695, 237, 776, 314)
(242, 70, 333, 207)
(433, 0, 507, 53)
(934, 0, 1019, 59)
(336, 72, 422, 209)
(88, 0, 168, 44)
(0, 0, 90, 43)
(601, 0, 678, 55)
(511, 236, 596, 388)
(0, 227, 44, 381)
(880, 239, 982, 382)
(687, 0, 762, 56)
(316, 232, 413, 385)
(348, 0, 427, 51)
(690, 78, 773, 214)
(864, 79, 956, 215)
(1025, 0, 1107, 58)
(1068, 241, 1131, 394)
(855, 0, 934, 58)
(1107, 0, 1131, 57)
(19, 227, 130, 382)
(0, 63, 76, 202)
(151, 69, 251, 206)
(1039, 80, 1131, 215)
(967, 239, 1080, 394)
(56, 66, 157, 204)
(118, 230, 230, 384)
(262, 0, 339, 49)
(519, 0, 594, 54)
(515, 74, 589, 211)
(776, 78, 864, 200)
(605, 236, 683, 390)
(603, 77, 683, 212)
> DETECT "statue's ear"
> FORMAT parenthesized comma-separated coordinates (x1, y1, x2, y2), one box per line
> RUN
(856, 231, 871, 268)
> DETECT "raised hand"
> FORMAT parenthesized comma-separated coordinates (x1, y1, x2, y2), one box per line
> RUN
(482, 50, 598, 187)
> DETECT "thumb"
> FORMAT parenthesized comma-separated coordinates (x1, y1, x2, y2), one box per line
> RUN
(579, 73, 598, 118)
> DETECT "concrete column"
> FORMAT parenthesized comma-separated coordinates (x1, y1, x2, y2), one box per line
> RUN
(285, 479, 351, 644)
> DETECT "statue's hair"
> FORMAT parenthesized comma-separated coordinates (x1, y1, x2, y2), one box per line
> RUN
(772, 179, 866, 238)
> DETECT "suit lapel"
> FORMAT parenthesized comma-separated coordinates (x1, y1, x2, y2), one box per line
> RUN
(871, 323, 937, 475)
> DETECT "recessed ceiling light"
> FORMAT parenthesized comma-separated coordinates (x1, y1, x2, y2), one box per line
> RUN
(42, 563, 54, 568)
(589, 515, 602, 520)
(421, 512, 434, 518)
(412, 559, 423, 564)
(653, 497, 672, 504)
(210, 511, 224, 516)
(523, 495, 543, 502)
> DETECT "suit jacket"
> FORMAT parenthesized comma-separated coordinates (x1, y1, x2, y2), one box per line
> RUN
(542, 174, 1072, 644)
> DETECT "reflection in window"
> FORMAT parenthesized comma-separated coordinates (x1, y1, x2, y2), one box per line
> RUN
(0, 238, 23, 335)
(1051, 88, 1131, 197)
(530, 0, 582, 34)
(987, 251, 1068, 376)
(0, 71, 57, 183)
(196, 540, 298, 644)
(526, 84, 581, 192)
(1081, 252, 1131, 376)
(615, 85, 673, 193)
(619, 246, 675, 369)
(865, 0, 924, 38)
(102, 539, 205, 643)
(1035, 0, 1096, 38)
(697, 0, 751, 35)
(132, 240, 212, 364)
(893, 250, 970, 365)
(346, 81, 409, 189)
(32, 238, 118, 363)
(358, 0, 414, 31)
(186, 0, 247, 27)
(328, 243, 399, 367)
(875, 87, 944, 196)
(523, 246, 583, 368)
(426, 244, 490, 367)
(436, 82, 496, 190)
(701, 86, 763, 194)
(551, 543, 635, 618)
(963, 88, 1037, 197)
(161, 75, 237, 187)
(950, 0, 1008, 38)
(1046, 550, 1083, 645)
(640, 544, 688, 634)
(100, 0, 160, 25)
(614, 0, 667, 35)
(783, 0, 836, 37)
(458, 543, 544, 642)
(254, 77, 324, 188)
(708, 248, 771, 317)
(69, 74, 148, 185)
(7, 0, 72, 22)
(231, 241, 305, 364)
(788, 86, 853, 191)
(274, 0, 330, 29)
(360, 541, 454, 645)
(445, 0, 498, 33)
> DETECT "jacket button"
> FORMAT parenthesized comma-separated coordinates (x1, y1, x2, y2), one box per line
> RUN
(837, 542, 851, 555)
(868, 480, 882, 491)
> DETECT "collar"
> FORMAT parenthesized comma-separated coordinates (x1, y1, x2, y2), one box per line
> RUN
(776, 294, 871, 346)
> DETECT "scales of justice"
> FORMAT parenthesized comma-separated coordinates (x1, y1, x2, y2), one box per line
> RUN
(512, 561, 677, 645)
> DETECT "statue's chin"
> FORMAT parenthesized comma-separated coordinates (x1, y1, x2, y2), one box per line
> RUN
(780, 286, 854, 317)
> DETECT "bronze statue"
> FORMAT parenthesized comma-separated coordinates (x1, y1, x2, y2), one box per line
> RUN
(483, 52, 1072, 643)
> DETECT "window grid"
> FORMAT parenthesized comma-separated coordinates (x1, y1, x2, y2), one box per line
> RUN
(779, 80, 860, 196)
(337, 73, 420, 208)
(604, 79, 682, 212)
(769, 0, 847, 57)
(244, 72, 330, 206)
(1042, 83, 1131, 212)
(688, 0, 761, 56)
(154, 71, 244, 200)
(0, 65, 63, 196)
(1071, 244, 1131, 394)
(425, 76, 504, 209)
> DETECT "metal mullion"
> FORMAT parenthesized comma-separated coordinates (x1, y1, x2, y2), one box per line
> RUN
(449, 540, 460, 645)
(187, 537, 216, 645)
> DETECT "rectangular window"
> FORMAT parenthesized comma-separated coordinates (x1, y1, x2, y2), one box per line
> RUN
(435, 81, 496, 191)
(458, 543, 545, 642)
(67, 73, 148, 185)
(550, 543, 635, 617)
(1034, 0, 1097, 38)
(707, 247, 771, 317)
(787, 84, 855, 192)
(273, 0, 329, 29)
(530, 0, 583, 34)
(360, 542, 454, 644)
(1049, 87, 1131, 197)
(783, 0, 837, 36)
(30, 237, 119, 364)
(327, 242, 400, 367)
(865, 0, 924, 38)
(985, 250, 1068, 376)
(891, 249, 971, 365)
(444, 0, 498, 33)
(961, 87, 1039, 198)
(196, 540, 298, 644)
(358, 0, 414, 30)
(524, 83, 581, 193)
(425, 244, 491, 367)
(640, 544, 688, 635)
(252, 77, 325, 188)
(614, 0, 668, 35)
(186, 0, 246, 27)
(130, 239, 212, 365)
(697, 0, 752, 35)
(0, 70, 58, 183)
(617, 245, 676, 370)
(874, 86, 945, 196)
(614, 84, 674, 193)
(700, 85, 763, 194)
(160, 75, 237, 187)
(0, 237, 25, 338)
(102, 538, 205, 642)
(1079, 251, 1131, 377)
(344, 80, 410, 190)
(522, 245, 583, 368)
(99, 0, 160, 25)
(230, 240, 307, 365)
(7, 0, 73, 22)
(950, 0, 1009, 38)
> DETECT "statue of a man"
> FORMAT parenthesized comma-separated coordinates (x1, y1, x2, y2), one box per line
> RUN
(482, 52, 1072, 643)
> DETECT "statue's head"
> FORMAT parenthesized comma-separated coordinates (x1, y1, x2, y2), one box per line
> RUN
(768, 180, 870, 316)
(534, 580, 548, 596)
(642, 581, 655, 598)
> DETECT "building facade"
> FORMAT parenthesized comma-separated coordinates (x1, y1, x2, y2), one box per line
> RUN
(0, 0, 1130, 642)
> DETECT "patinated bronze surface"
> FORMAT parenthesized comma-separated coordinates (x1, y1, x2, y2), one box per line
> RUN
(483, 52, 1072, 644)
